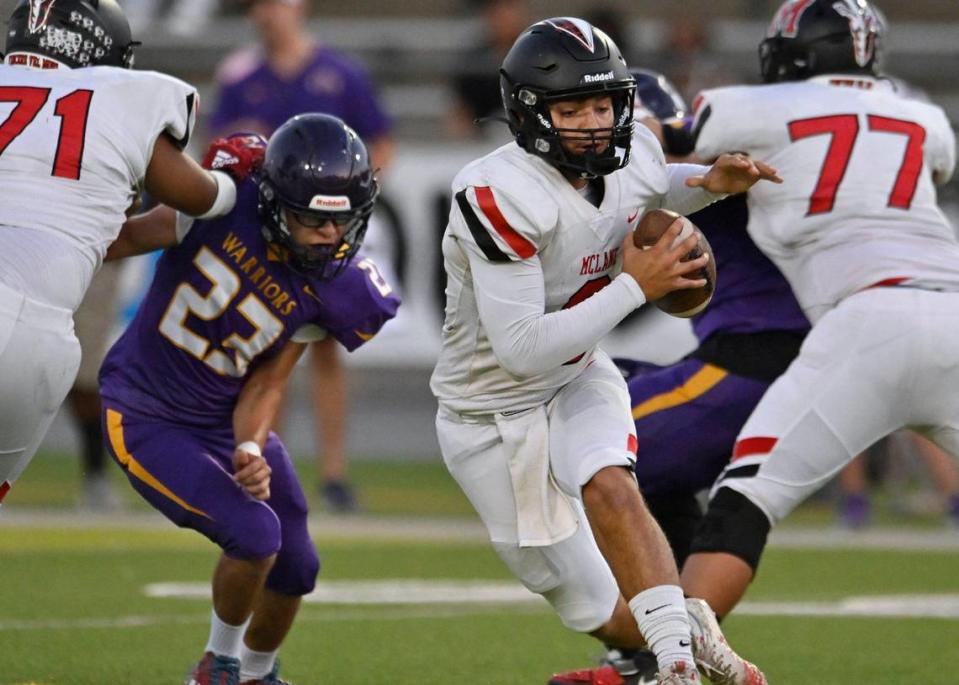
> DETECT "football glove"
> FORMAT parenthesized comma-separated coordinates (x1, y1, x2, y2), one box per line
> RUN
(201, 132, 268, 183)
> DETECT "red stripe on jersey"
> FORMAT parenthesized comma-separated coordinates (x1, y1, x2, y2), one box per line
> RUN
(474, 186, 536, 259)
(691, 93, 705, 115)
(863, 276, 910, 290)
(732, 436, 777, 461)
(0, 480, 10, 504)
(627, 434, 638, 455)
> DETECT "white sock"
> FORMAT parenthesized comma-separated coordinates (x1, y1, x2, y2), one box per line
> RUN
(204, 609, 250, 659)
(628, 585, 695, 670)
(240, 645, 279, 681)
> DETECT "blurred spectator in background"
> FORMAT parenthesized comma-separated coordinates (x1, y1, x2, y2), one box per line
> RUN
(837, 431, 959, 529)
(663, 16, 742, 99)
(445, 0, 529, 138)
(70, 263, 123, 511)
(209, 0, 394, 513)
(123, 0, 220, 37)
(583, 6, 634, 64)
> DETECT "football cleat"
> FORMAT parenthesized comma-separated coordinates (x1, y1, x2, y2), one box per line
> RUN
(548, 649, 658, 685)
(656, 661, 700, 684)
(685, 598, 767, 685)
(185, 651, 240, 685)
(240, 661, 291, 685)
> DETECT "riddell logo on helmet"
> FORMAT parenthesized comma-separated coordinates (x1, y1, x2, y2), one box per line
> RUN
(583, 70, 615, 83)
(309, 195, 352, 211)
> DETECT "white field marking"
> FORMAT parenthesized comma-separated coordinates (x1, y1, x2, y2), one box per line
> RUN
(0, 603, 549, 632)
(145, 579, 544, 605)
(147, 580, 959, 619)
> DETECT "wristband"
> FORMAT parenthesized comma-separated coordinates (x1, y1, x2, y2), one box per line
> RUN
(236, 440, 262, 457)
(196, 170, 237, 220)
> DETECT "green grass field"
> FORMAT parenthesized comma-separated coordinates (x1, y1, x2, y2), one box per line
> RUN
(2, 453, 959, 684)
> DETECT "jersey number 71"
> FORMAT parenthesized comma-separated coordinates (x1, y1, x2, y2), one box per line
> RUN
(0, 86, 93, 180)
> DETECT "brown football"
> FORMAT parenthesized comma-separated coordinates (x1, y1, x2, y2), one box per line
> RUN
(633, 208, 717, 318)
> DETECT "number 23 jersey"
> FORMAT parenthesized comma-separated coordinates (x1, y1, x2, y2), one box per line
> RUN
(99, 182, 400, 426)
(694, 76, 959, 322)
(0, 64, 197, 311)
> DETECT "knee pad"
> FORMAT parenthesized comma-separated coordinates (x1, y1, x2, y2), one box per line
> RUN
(219, 501, 282, 560)
(688, 487, 771, 572)
(266, 539, 320, 597)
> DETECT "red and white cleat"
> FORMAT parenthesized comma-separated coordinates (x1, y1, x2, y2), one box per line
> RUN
(685, 598, 768, 685)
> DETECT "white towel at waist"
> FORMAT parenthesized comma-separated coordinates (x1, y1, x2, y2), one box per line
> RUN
(494, 406, 579, 547)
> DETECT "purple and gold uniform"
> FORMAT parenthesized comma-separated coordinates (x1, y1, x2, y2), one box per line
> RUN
(621, 195, 808, 561)
(99, 180, 399, 594)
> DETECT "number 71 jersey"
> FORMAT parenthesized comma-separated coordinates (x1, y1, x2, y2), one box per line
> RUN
(0, 64, 196, 291)
(693, 76, 959, 322)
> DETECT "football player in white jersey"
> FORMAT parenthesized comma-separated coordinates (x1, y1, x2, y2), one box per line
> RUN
(431, 17, 779, 685)
(680, 0, 959, 632)
(0, 0, 250, 507)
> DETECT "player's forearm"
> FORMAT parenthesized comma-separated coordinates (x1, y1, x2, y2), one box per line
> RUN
(144, 133, 235, 218)
(473, 254, 644, 376)
(232, 341, 307, 446)
(662, 163, 725, 215)
(105, 205, 178, 261)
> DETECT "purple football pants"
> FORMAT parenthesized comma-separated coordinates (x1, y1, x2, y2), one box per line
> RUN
(101, 403, 319, 596)
(626, 358, 771, 496)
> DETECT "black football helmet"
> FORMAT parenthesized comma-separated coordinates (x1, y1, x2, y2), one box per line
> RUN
(500, 17, 636, 179)
(257, 113, 378, 282)
(631, 68, 695, 157)
(760, 0, 885, 83)
(4, 0, 137, 69)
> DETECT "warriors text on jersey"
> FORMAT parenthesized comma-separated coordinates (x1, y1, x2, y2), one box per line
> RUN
(430, 128, 723, 414)
(694, 75, 959, 323)
(99, 181, 399, 426)
(0, 64, 198, 311)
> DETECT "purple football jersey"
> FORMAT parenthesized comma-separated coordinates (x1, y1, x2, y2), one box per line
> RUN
(209, 46, 392, 140)
(689, 195, 809, 342)
(100, 182, 399, 427)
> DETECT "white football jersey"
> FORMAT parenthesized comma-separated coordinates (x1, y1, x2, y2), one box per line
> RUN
(0, 64, 198, 311)
(694, 75, 959, 322)
(431, 129, 713, 414)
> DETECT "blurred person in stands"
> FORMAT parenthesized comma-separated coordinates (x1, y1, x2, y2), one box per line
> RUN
(70, 262, 124, 510)
(445, 0, 530, 138)
(100, 114, 398, 684)
(0, 0, 239, 508)
(550, 68, 810, 685)
(209, 0, 395, 513)
(433, 16, 779, 685)
(679, 0, 959, 631)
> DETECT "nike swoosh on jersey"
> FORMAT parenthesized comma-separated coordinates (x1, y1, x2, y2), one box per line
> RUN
(627, 209, 640, 223)
(303, 285, 323, 303)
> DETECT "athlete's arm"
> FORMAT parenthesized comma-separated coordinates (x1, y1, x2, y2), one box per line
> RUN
(144, 133, 235, 218)
(105, 205, 179, 261)
(470, 222, 704, 377)
(231, 340, 309, 500)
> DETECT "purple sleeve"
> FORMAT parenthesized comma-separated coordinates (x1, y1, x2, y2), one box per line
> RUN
(206, 80, 244, 138)
(321, 260, 400, 351)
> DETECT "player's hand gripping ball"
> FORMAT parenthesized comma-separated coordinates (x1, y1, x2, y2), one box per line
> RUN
(634, 208, 716, 318)
(201, 132, 268, 183)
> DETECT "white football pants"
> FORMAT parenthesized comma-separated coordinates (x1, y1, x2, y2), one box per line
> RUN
(0, 281, 80, 504)
(718, 287, 959, 524)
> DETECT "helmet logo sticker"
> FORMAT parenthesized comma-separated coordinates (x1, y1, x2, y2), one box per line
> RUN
(583, 70, 615, 83)
(544, 17, 595, 53)
(309, 195, 352, 211)
(27, 0, 57, 34)
(833, 0, 881, 67)
(767, 0, 816, 38)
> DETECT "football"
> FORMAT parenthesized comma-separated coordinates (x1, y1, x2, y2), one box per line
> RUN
(633, 208, 716, 318)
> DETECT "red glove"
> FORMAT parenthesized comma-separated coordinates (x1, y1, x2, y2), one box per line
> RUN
(201, 132, 268, 183)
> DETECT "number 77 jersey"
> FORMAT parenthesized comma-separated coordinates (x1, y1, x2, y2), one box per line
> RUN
(693, 75, 959, 323)
(0, 64, 197, 309)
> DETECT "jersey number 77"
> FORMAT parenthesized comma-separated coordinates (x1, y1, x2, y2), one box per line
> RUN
(788, 113, 926, 215)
